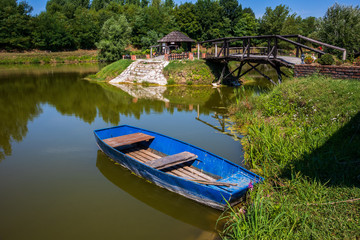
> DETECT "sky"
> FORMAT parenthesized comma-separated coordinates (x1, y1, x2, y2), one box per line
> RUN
(27, 0, 359, 18)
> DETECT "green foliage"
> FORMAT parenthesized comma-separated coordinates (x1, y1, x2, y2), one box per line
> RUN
(318, 54, 335, 65)
(224, 75, 360, 239)
(32, 12, 77, 51)
(317, 3, 360, 57)
(233, 12, 258, 36)
(259, 5, 290, 35)
(97, 15, 132, 62)
(0, 0, 33, 50)
(140, 30, 162, 49)
(86, 59, 133, 81)
(173, 47, 184, 54)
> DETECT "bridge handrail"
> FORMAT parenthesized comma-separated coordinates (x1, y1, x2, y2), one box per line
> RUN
(197, 35, 347, 60)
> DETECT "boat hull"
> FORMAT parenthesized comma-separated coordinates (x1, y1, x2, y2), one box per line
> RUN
(94, 125, 262, 210)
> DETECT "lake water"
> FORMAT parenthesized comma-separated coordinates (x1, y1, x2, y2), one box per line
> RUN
(0, 64, 269, 240)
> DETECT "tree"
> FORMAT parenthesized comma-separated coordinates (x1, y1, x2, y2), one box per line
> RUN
(280, 13, 302, 35)
(96, 15, 132, 61)
(219, 0, 238, 22)
(174, 3, 200, 40)
(0, 0, 33, 50)
(32, 12, 76, 51)
(301, 16, 317, 37)
(233, 12, 258, 37)
(71, 8, 100, 49)
(317, 3, 360, 56)
(195, 0, 229, 41)
(259, 4, 290, 35)
(141, 30, 162, 48)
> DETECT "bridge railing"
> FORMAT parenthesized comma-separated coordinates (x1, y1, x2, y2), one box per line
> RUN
(197, 35, 347, 61)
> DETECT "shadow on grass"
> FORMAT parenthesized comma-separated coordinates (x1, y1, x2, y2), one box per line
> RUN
(205, 61, 238, 84)
(283, 111, 360, 187)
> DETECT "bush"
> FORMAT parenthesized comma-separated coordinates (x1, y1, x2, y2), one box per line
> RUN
(318, 54, 335, 65)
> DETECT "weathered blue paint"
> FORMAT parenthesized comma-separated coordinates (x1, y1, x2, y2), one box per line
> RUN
(94, 125, 263, 210)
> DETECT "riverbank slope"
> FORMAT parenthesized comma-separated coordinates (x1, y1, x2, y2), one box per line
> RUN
(223, 74, 360, 239)
(88, 59, 219, 85)
(0, 50, 98, 64)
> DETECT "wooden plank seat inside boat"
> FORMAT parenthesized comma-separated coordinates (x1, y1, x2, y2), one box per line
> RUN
(103, 133, 154, 148)
(121, 145, 233, 186)
(147, 151, 198, 170)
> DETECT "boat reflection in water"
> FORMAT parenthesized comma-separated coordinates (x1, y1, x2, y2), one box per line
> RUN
(96, 150, 225, 232)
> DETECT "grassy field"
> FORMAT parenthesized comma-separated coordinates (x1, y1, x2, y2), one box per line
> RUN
(0, 50, 98, 64)
(163, 59, 221, 85)
(221, 74, 360, 239)
(86, 59, 133, 81)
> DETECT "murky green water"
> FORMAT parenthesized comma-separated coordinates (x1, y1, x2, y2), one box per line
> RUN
(0, 64, 267, 240)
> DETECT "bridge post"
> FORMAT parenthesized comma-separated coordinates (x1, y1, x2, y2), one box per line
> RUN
(215, 44, 217, 57)
(197, 44, 200, 59)
(274, 37, 278, 58)
(247, 38, 251, 57)
(296, 37, 300, 57)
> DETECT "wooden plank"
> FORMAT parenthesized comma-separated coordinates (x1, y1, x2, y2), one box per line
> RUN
(183, 166, 216, 181)
(137, 148, 162, 159)
(191, 180, 237, 187)
(176, 167, 202, 180)
(148, 152, 198, 170)
(125, 151, 149, 163)
(103, 133, 154, 148)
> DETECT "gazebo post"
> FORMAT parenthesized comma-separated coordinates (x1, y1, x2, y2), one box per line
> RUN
(197, 44, 200, 59)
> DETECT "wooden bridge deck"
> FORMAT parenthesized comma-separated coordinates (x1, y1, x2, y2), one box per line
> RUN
(205, 54, 301, 67)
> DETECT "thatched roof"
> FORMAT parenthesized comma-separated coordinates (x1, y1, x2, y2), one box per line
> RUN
(158, 31, 195, 43)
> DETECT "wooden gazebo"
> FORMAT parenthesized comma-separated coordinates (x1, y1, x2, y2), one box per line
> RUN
(155, 31, 195, 55)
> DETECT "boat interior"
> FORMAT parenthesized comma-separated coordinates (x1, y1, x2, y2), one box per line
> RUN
(102, 132, 234, 187)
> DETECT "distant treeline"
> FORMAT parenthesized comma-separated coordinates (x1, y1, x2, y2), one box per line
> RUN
(1, 0, 359, 56)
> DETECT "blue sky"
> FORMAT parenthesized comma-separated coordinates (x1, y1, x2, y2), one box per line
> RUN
(27, 0, 359, 18)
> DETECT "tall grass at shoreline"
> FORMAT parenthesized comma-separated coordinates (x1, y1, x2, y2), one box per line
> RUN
(222, 74, 360, 239)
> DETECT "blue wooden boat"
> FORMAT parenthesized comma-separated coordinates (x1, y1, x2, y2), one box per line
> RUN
(94, 125, 263, 210)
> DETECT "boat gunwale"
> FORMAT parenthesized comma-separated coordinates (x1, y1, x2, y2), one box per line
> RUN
(94, 124, 263, 184)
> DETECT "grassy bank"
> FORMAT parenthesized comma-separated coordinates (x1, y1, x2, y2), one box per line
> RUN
(222, 75, 360, 239)
(86, 59, 133, 82)
(163, 59, 220, 85)
(0, 50, 98, 64)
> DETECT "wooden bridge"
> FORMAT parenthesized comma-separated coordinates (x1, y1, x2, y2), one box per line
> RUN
(197, 35, 347, 85)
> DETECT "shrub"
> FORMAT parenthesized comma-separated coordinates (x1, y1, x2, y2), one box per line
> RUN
(318, 53, 335, 65)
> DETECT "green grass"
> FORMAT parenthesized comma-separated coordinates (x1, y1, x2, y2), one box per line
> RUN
(221, 74, 360, 239)
(86, 59, 133, 82)
(163, 59, 217, 85)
